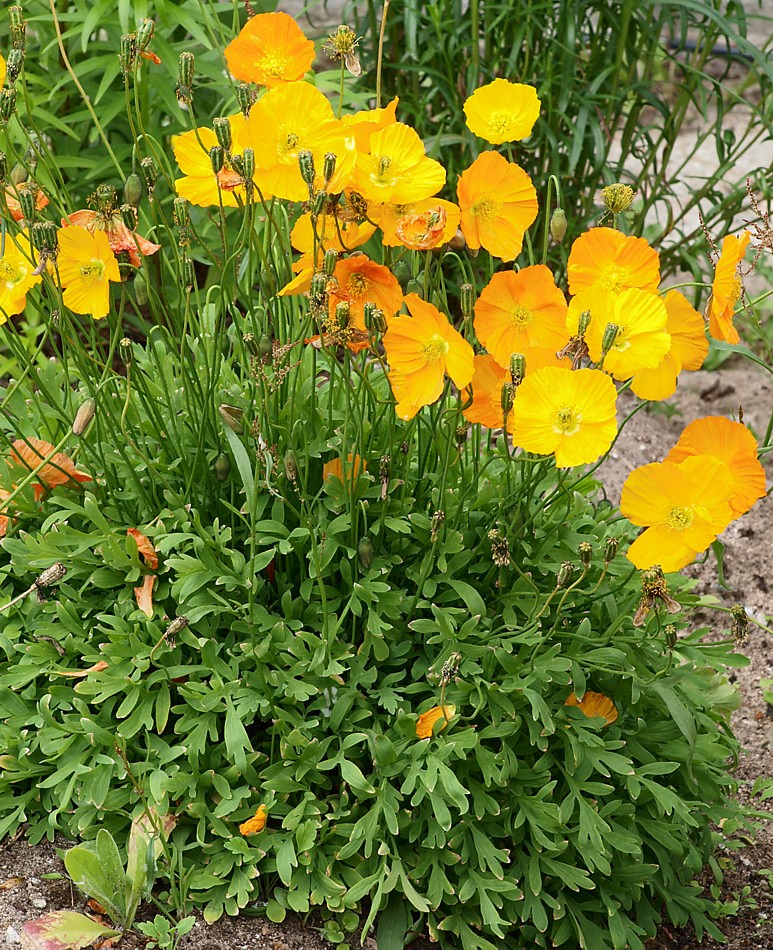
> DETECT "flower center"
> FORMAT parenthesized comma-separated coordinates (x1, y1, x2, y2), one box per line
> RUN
(598, 263, 632, 293)
(347, 274, 370, 298)
(488, 110, 513, 136)
(554, 407, 580, 435)
(80, 259, 105, 285)
(470, 198, 499, 221)
(0, 259, 24, 288)
(258, 50, 290, 79)
(420, 333, 449, 363)
(511, 304, 533, 329)
(666, 505, 693, 531)
(378, 156, 392, 177)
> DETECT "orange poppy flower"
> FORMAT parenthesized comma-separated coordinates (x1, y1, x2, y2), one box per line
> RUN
(247, 83, 356, 201)
(393, 206, 448, 250)
(457, 151, 538, 261)
(621, 455, 735, 572)
(708, 232, 751, 344)
(565, 691, 618, 726)
(332, 255, 403, 321)
(384, 293, 474, 420)
(63, 210, 159, 268)
(127, 528, 159, 569)
(474, 264, 569, 366)
(511, 366, 618, 468)
(5, 183, 49, 221)
(239, 804, 268, 836)
(567, 227, 660, 296)
(323, 454, 367, 483)
(664, 417, 766, 516)
(463, 79, 541, 144)
(0, 488, 10, 539)
(352, 122, 445, 205)
(57, 226, 121, 320)
(10, 438, 92, 501)
(416, 705, 456, 739)
(373, 198, 461, 248)
(567, 287, 670, 380)
(225, 12, 315, 88)
(630, 290, 708, 400)
(134, 575, 155, 618)
(340, 97, 399, 151)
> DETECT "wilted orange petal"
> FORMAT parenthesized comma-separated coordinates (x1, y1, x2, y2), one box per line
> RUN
(127, 528, 159, 569)
(415, 704, 456, 739)
(55, 660, 109, 678)
(239, 804, 268, 835)
(565, 691, 618, 726)
(134, 575, 155, 617)
(10, 438, 92, 492)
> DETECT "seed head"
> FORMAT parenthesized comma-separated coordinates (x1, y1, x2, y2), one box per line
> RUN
(601, 183, 635, 214)
(34, 563, 67, 590)
(430, 509, 445, 543)
(578, 541, 593, 566)
(487, 529, 510, 568)
(731, 604, 749, 645)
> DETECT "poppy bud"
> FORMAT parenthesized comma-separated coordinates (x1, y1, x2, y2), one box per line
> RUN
(365, 303, 386, 334)
(119, 33, 137, 73)
(311, 190, 326, 216)
(219, 404, 244, 434)
(406, 277, 423, 297)
(600, 323, 621, 357)
(358, 537, 374, 569)
(173, 197, 189, 229)
(379, 454, 390, 500)
(214, 453, 231, 481)
(123, 172, 143, 208)
(209, 146, 225, 174)
(136, 18, 154, 51)
(393, 260, 411, 292)
(230, 153, 245, 177)
(31, 221, 57, 254)
(35, 562, 67, 589)
(0, 88, 17, 125)
(334, 300, 351, 328)
(6, 48, 24, 83)
(72, 398, 96, 437)
(134, 272, 149, 306)
(120, 338, 133, 365)
(0, 153, 6, 184)
(242, 147, 255, 181)
(455, 425, 468, 447)
(460, 283, 475, 319)
(177, 51, 195, 92)
(556, 561, 574, 588)
(236, 82, 254, 117)
(140, 157, 158, 197)
(284, 451, 298, 482)
(731, 603, 749, 645)
(604, 537, 619, 563)
(664, 624, 678, 650)
(121, 203, 138, 231)
(550, 208, 567, 243)
(448, 228, 466, 252)
(298, 150, 315, 189)
(579, 541, 593, 566)
(258, 333, 273, 361)
(183, 256, 195, 289)
(509, 353, 526, 385)
(323, 152, 337, 182)
(213, 116, 232, 152)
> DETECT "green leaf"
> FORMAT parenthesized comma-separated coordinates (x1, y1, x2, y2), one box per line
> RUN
(376, 892, 408, 949)
(340, 758, 376, 796)
(64, 845, 125, 926)
(223, 426, 255, 500)
(20, 911, 120, 949)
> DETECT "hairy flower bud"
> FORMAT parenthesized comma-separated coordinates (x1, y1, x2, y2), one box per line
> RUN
(601, 183, 635, 214)
(323, 152, 337, 182)
(72, 398, 96, 436)
(136, 17, 154, 51)
(17, 185, 37, 222)
(120, 203, 138, 231)
(430, 509, 445, 543)
(364, 303, 386, 334)
(120, 337, 133, 365)
(334, 300, 351, 328)
(123, 172, 143, 208)
(219, 404, 244, 434)
(509, 353, 526, 385)
(0, 153, 6, 184)
(310, 271, 328, 302)
(323, 248, 338, 278)
(213, 116, 232, 152)
(177, 52, 195, 102)
(209, 145, 225, 174)
(731, 603, 749, 645)
(242, 147, 255, 181)
(140, 157, 158, 198)
(550, 207, 567, 243)
(173, 196, 189, 228)
(460, 282, 475, 319)
(311, 190, 326, 217)
(577, 309, 591, 337)
(600, 323, 621, 357)
(664, 624, 678, 649)
(31, 220, 58, 254)
(556, 561, 574, 588)
(379, 454, 390, 500)
(284, 451, 298, 482)
(500, 380, 515, 418)
(9, 6, 25, 52)
(183, 256, 195, 289)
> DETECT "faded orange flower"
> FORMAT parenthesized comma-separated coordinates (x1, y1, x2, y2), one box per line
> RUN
(708, 232, 751, 344)
(323, 454, 367, 483)
(416, 705, 456, 739)
(225, 12, 315, 87)
(5, 183, 49, 222)
(457, 151, 538, 261)
(565, 691, 618, 726)
(240, 804, 268, 835)
(127, 528, 159, 570)
(63, 210, 160, 268)
(373, 198, 461, 249)
(394, 206, 448, 250)
(10, 438, 92, 501)
(134, 575, 155, 618)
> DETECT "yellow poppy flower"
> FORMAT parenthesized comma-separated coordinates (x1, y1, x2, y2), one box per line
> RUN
(0, 231, 42, 318)
(463, 79, 541, 144)
(630, 290, 708, 400)
(352, 122, 445, 205)
(340, 97, 399, 151)
(57, 226, 121, 320)
(416, 704, 456, 739)
(567, 227, 660, 295)
(224, 12, 315, 88)
(457, 151, 538, 262)
(384, 293, 474, 420)
(0, 55, 5, 88)
(567, 288, 670, 380)
(463, 350, 568, 429)
(239, 804, 268, 836)
(247, 83, 355, 201)
(474, 264, 569, 366)
(665, 417, 766, 516)
(565, 691, 618, 726)
(708, 231, 751, 344)
(511, 366, 618, 468)
(621, 455, 735, 572)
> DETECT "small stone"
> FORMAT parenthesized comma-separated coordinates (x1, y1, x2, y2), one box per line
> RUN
(31, 896, 47, 909)
(6, 926, 20, 945)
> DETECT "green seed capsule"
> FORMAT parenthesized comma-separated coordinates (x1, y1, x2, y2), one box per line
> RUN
(123, 172, 143, 208)
(358, 537, 374, 569)
(214, 453, 231, 481)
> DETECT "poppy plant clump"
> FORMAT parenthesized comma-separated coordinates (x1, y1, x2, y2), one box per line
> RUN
(0, 6, 770, 950)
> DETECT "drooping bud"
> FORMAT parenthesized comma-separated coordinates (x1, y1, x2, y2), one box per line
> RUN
(509, 353, 526, 386)
(600, 323, 620, 357)
(604, 537, 619, 563)
(213, 116, 232, 152)
(119, 33, 137, 73)
(34, 562, 67, 589)
(578, 541, 593, 566)
(448, 228, 466, 252)
(298, 150, 315, 190)
(357, 537, 374, 569)
(209, 146, 225, 174)
(379, 454, 390, 500)
(214, 453, 231, 481)
(323, 152, 337, 183)
(219, 404, 244, 434)
(284, 451, 298, 482)
(123, 172, 143, 208)
(460, 282, 475, 319)
(140, 157, 158, 198)
(0, 87, 17, 125)
(455, 425, 468, 447)
(136, 18, 155, 52)
(430, 509, 445, 543)
(6, 48, 24, 83)
(72, 398, 96, 436)
(405, 277, 423, 297)
(176, 52, 195, 104)
(120, 203, 138, 231)
(236, 82, 255, 117)
(556, 561, 574, 589)
(549, 207, 567, 243)
(258, 333, 273, 362)
(601, 183, 635, 215)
